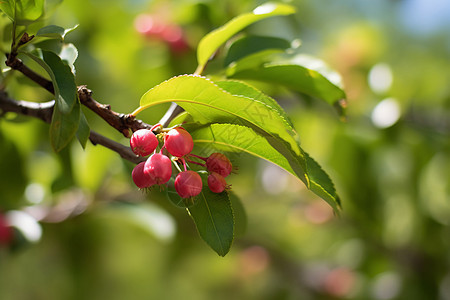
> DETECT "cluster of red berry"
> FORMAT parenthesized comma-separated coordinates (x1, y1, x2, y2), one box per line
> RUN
(130, 125, 232, 199)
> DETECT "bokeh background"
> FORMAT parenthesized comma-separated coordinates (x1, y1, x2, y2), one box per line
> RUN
(1, 0, 450, 299)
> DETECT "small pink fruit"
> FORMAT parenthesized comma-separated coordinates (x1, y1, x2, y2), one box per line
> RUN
(144, 153, 172, 184)
(206, 153, 232, 177)
(130, 129, 158, 157)
(164, 127, 194, 157)
(207, 172, 228, 193)
(132, 161, 156, 188)
(175, 170, 203, 198)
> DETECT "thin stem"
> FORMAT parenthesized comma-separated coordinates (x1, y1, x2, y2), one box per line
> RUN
(181, 158, 187, 171)
(186, 158, 206, 167)
(150, 123, 162, 132)
(11, 21, 17, 52)
(194, 64, 205, 76)
(189, 153, 208, 161)
(130, 105, 146, 117)
(89, 131, 143, 164)
(171, 157, 183, 173)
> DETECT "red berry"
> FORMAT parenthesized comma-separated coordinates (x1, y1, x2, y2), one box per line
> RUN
(206, 153, 232, 177)
(207, 172, 227, 193)
(130, 129, 158, 157)
(174, 170, 203, 198)
(144, 153, 172, 184)
(0, 213, 13, 245)
(132, 161, 156, 188)
(164, 127, 193, 157)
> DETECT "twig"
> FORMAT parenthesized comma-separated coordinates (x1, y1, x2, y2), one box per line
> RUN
(5, 55, 151, 137)
(78, 86, 151, 137)
(0, 91, 54, 122)
(0, 91, 142, 164)
(5, 55, 55, 94)
(89, 131, 144, 164)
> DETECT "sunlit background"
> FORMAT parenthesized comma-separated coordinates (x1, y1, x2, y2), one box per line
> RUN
(1, 0, 450, 299)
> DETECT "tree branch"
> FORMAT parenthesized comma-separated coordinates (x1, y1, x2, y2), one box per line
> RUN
(5, 55, 151, 137)
(0, 91, 143, 164)
(77, 86, 151, 137)
(89, 131, 144, 164)
(5, 55, 55, 94)
(0, 91, 54, 122)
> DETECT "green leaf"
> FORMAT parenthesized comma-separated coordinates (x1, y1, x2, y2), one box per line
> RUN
(197, 2, 295, 70)
(166, 188, 187, 208)
(305, 152, 341, 212)
(22, 49, 80, 151)
(215, 79, 294, 128)
(36, 25, 65, 39)
(36, 24, 78, 40)
(229, 192, 247, 236)
(190, 123, 341, 212)
(0, 0, 45, 25)
(167, 111, 194, 128)
(188, 188, 234, 256)
(28, 40, 78, 74)
(135, 75, 308, 184)
(225, 35, 291, 66)
(76, 112, 90, 149)
(227, 52, 346, 109)
(49, 99, 80, 152)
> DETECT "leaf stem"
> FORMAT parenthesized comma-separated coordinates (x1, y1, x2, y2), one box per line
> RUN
(11, 21, 17, 53)
(130, 106, 145, 117)
(194, 64, 205, 76)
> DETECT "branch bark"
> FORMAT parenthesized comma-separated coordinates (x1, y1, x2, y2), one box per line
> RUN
(89, 131, 144, 164)
(77, 86, 151, 137)
(0, 91, 54, 122)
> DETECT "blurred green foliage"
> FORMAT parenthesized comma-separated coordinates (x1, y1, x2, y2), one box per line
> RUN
(1, 0, 450, 299)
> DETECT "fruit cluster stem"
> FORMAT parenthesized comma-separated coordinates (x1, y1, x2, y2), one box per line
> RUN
(186, 158, 206, 167)
(189, 154, 207, 161)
